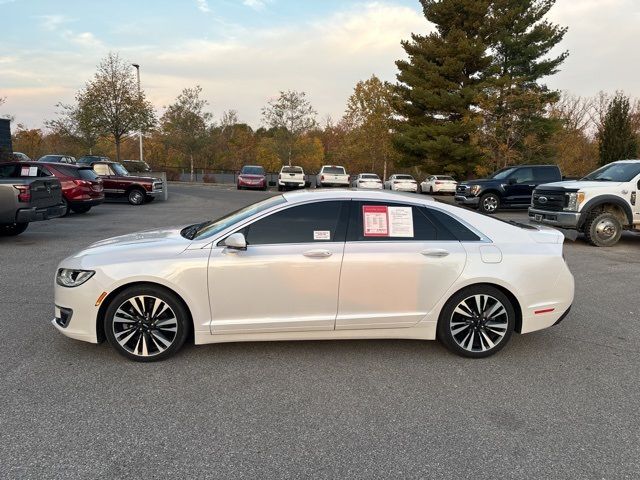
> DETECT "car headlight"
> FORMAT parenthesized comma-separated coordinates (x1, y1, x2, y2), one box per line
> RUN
(56, 269, 95, 287)
(470, 185, 481, 196)
(564, 192, 585, 211)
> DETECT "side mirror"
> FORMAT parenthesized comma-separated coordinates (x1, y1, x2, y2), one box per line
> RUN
(225, 232, 247, 250)
(507, 178, 517, 185)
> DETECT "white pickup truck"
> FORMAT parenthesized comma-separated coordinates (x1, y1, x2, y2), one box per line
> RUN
(316, 165, 349, 188)
(529, 160, 640, 247)
(277, 165, 306, 191)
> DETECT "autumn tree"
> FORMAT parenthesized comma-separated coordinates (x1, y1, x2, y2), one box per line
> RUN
(46, 102, 101, 154)
(160, 85, 213, 179)
(261, 90, 317, 166)
(481, 0, 568, 169)
(394, 0, 491, 177)
(340, 75, 397, 178)
(76, 52, 155, 161)
(598, 92, 638, 166)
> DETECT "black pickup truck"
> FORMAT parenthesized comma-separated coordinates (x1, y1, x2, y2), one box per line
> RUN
(454, 165, 562, 214)
(0, 165, 65, 236)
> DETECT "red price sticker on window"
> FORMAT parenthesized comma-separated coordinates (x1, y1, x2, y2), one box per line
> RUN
(363, 205, 389, 237)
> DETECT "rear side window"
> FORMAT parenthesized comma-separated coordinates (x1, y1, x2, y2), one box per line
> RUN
(244, 201, 349, 245)
(0, 164, 20, 177)
(78, 168, 100, 180)
(533, 166, 560, 182)
(425, 208, 481, 242)
(348, 201, 440, 241)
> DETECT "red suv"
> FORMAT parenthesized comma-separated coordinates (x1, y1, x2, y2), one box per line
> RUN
(237, 165, 267, 190)
(3, 162, 104, 215)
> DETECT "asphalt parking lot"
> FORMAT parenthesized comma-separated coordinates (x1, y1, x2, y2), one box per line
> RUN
(1, 183, 639, 479)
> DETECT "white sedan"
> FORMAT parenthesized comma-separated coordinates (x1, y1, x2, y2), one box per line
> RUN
(351, 173, 383, 189)
(421, 175, 458, 194)
(384, 174, 418, 192)
(52, 190, 574, 361)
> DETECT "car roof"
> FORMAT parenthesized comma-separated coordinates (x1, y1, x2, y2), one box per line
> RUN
(611, 159, 640, 163)
(281, 188, 435, 204)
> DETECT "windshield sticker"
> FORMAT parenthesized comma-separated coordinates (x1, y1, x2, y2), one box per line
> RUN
(313, 230, 331, 241)
(363, 205, 389, 236)
(388, 206, 414, 237)
(20, 166, 30, 176)
(28, 166, 38, 177)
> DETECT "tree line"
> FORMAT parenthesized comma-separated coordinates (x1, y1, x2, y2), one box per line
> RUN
(4, 0, 640, 179)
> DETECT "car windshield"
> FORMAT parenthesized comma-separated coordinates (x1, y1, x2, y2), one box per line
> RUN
(39, 155, 61, 162)
(323, 166, 345, 174)
(361, 174, 379, 179)
(241, 166, 265, 175)
(111, 163, 129, 176)
(491, 167, 517, 180)
(581, 162, 640, 182)
(183, 195, 287, 240)
(281, 166, 303, 174)
(396, 175, 414, 180)
(437, 176, 455, 180)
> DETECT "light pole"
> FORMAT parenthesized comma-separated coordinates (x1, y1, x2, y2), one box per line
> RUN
(131, 63, 144, 163)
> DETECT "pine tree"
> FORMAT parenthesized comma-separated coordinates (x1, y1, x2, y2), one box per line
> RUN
(482, 0, 568, 169)
(393, 0, 491, 177)
(598, 93, 638, 166)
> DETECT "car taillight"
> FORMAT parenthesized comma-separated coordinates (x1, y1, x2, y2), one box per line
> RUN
(321, 175, 325, 181)
(73, 179, 91, 187)
(435, 181, 443, 184)
(14, 185, 31, 202)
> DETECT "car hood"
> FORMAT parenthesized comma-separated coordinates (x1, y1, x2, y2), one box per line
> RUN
(459, 178, 496, 186)
(70, 227, 190, 261)
(123, 175, 160, 183)
(537, 180, 625, 191)
(239, 174, 265, 179)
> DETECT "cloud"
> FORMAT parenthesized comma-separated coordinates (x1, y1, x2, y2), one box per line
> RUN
(196, 0, 210, 13)
(38, 14, 71, 31)
(242, 0, 267, 10)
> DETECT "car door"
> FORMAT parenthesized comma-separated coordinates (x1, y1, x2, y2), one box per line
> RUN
(208, 200, 350, 334)
(502, 167, 534, 205)
(93, 163, 117, 197)
(335, 201, 467, 330)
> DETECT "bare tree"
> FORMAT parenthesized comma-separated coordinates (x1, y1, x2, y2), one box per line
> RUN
(261, 90, 317, 166)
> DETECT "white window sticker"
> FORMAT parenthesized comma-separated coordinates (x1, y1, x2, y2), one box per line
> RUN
(363, 205, 389, 236)
(20, 166, 30, 176)
(28, 166, 38, 177)
(314, 230, 331, 241)
(388, 206, 414, 237)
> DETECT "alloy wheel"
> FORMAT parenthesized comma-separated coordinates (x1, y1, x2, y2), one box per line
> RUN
(112, 295, 178, 357)
(595, 218, 618, 241)
(482, 196, 498, 213)
(129, 190, 145, 205)
(449, 294, 508, 353)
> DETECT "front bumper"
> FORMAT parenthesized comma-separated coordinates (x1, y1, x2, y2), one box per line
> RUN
(454, 195, 479, 206)
(528, 208, 580, 229)
(16, 204, 66, 223)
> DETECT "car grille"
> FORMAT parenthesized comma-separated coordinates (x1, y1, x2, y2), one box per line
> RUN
(532, 190, 566, 211)
(456, 185, 469, 194)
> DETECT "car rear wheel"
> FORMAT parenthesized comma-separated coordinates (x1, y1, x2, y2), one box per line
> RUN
(0, 222, 29, 236)
(71, 205, 91, 214)
(104, 285, 190, 362)
(437, 285, 515, 358)
(127, 188, 145, 205)
(61, 198, 70, 217)
(479, 193, 499, 214)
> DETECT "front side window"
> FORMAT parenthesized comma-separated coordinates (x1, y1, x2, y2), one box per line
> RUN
(93, 164, 111, 176)
(510, 168, 534, 183)
(111, 163, 129, 176)
(242, 201, 348, 245)
(491, 167, 517, 180)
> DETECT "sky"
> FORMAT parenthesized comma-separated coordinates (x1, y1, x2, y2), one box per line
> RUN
(1, 0, 640, 130)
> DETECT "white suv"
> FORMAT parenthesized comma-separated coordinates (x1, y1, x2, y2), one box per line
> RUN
(316, 165, 349, 188)
(529, 160, 640, 246)
(278, 165, 305, 191)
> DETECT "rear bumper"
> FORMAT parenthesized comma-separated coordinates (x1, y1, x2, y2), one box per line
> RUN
(15, 204, 65, 223)
(528, 208, 580, 229)
(393, 185, 418, 192)
(278, 180, 305, 187)
(69, 196, 105, 208)
(433, 185, 457, 192)
(454, 195, 479, 206)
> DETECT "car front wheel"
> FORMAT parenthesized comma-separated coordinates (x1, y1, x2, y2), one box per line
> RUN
(479, 193, 499, 214)
(127, 188, 145, 205)
(437, 285, 515, 358)
(584, 211, 622, 247)
(104, 285, 190, 362)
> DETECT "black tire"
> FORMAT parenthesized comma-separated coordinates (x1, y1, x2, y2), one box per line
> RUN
(479, 193, 500, 214)
(0, 222, 29, 236)
(583, 211, 622, 247)
(145, 196, 155, 203)
(429, 186, 433, 194)
(437, 285, 515, 358)
(61, 197, 70, 217)
(104, 285, 190, 362)
(237, 185, 242, 190)
(127, 188, 145, 206)
(71, 205, 91, 214)
(277, 185, 283, 192)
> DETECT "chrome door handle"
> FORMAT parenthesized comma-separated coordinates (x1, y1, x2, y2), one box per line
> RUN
(303, 249, 332, 258)
(421, 249, 450, 258)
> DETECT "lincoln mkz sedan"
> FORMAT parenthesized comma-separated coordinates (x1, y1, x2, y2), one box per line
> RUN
(53, 190, 574, 362)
